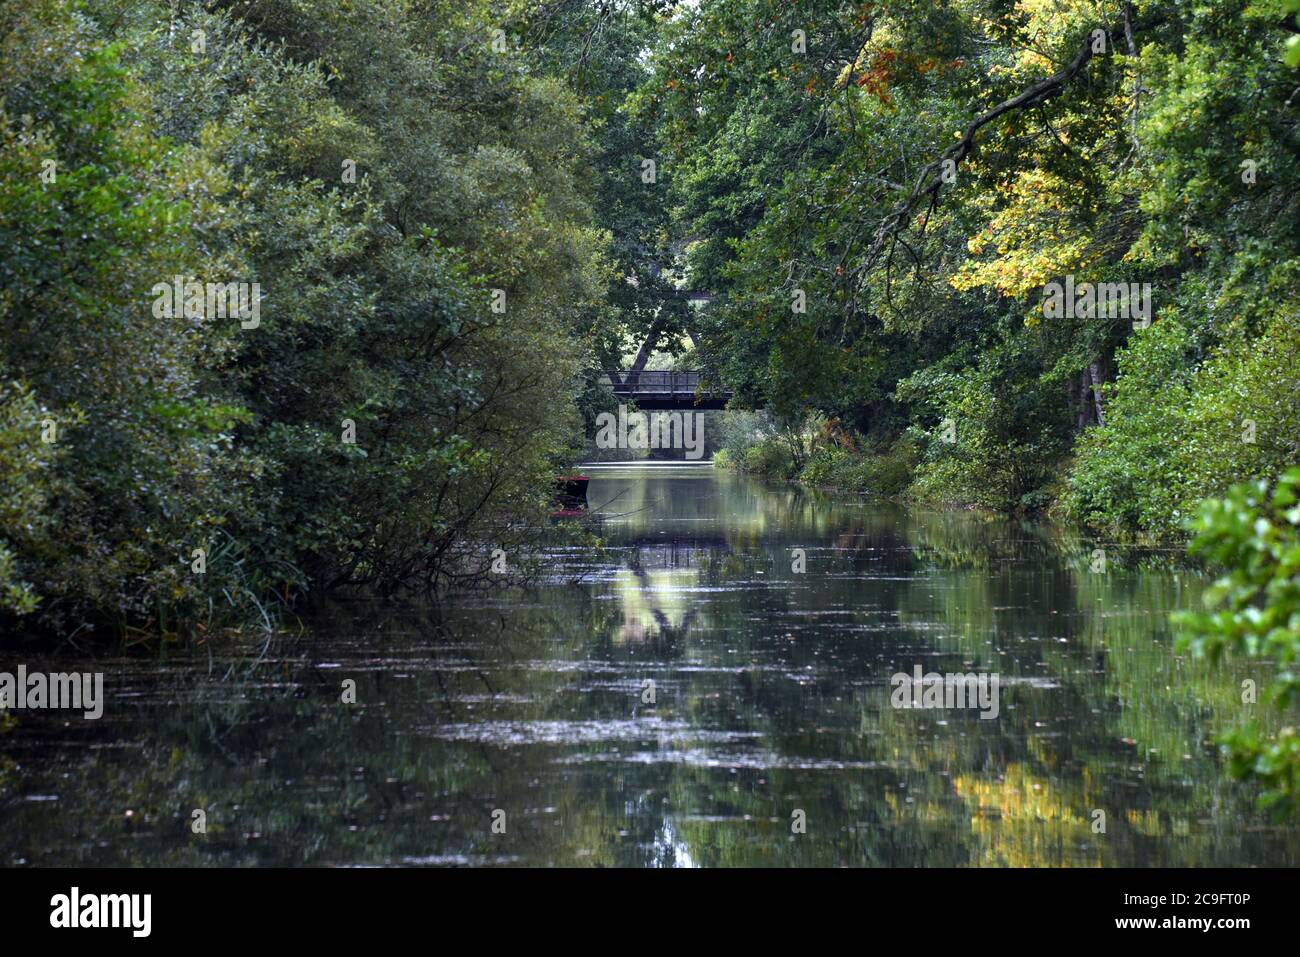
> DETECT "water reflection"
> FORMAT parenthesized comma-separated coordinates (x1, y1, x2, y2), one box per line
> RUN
(2, 464, 1298, 866)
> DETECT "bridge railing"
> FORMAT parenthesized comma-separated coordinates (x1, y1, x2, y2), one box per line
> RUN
(601, 370, 728, 397)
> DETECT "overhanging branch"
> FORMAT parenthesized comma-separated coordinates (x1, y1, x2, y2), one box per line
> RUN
(844, 15, 1159, 309)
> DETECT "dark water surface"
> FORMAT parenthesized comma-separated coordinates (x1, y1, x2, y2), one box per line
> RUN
(3, 464, 1298, 866)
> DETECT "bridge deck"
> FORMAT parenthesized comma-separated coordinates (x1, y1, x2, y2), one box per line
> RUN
(603, 370, 732, 410)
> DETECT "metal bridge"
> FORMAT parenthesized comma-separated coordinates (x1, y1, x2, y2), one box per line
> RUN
(602, 370, 732, 410)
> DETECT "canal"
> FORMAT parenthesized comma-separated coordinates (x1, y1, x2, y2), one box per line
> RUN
(3, 464, 1298, 866)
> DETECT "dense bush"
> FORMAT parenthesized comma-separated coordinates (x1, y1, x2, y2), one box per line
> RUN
(0, 3, 253, 633)
(0, 379, 61, 615)
(0, 0, 605, 638)
(716, 409, 918, 496)
(1066, 311, 1300, 537)
(898, 324, 1073, 512)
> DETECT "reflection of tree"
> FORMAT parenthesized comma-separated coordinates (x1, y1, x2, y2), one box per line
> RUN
(889, 508, 1295, 865)
(618, 551, 697, 655)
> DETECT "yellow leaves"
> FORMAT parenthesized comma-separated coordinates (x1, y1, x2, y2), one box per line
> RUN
(950, 168, 1097, 300)
(1008, 0, 1112, 76)
(1015, 0, 1109, 34)
(1015, 49, 1056, 75)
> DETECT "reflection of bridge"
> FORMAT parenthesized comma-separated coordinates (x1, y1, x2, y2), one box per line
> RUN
(613, 535, 733, 570)
(603, 370, 732, 410)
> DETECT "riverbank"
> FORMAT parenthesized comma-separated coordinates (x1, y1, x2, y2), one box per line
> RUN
(712, 419, 1181, 544)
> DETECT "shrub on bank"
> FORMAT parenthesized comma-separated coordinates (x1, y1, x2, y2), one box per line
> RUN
(741, 437, 799, 479)
(1064, 311, 1300, 539)
(799, 441, 917, 496)
(896, 331, 1072, 513)
(715, 410, 918, 497)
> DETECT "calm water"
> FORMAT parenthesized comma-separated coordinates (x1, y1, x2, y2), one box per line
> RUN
(3, 464, 1298, 866)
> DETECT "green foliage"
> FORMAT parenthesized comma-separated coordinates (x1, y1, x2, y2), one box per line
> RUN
(716, 408, 918, 494)
(1281, 0, 1300, 66)
(1175, 469, 1300, 812)
(0, 0, 252, 633)
(798, 446, 847, 487)
(0, 379, 61, 615)
(639, 0, 1300, 537)
(1065, 310, 1300, 537)
(900, 322, 1072, 512)
(800, 441, 917, 497)
(739, 436, 800, 480)
(0, 0, 609, 638)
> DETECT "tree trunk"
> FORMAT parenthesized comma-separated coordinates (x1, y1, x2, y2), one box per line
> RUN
(1088, 362, 1106, 428)
(1067, 374, 1083, 432)
(624, 325, 662, 387)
